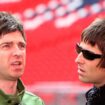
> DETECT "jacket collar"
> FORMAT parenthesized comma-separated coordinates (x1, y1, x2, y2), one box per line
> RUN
(0, 79, 25, 105)
(86, 85, 105, 101)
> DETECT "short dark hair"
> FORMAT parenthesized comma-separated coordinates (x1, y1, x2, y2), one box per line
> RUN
(0, 11, 26, 41)
(81, 18, 105, 68)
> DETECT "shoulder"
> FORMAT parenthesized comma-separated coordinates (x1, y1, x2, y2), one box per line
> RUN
(22, 91, 45, 105)
(25, 91, 38, 97)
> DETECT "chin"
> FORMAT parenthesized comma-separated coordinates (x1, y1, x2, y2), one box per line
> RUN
(11, 73, 23, 79)
(79, 77, 88, 83)
(79, 79, 91, 84)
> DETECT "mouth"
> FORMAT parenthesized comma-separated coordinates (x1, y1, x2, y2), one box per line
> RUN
(11, 61, 22, 65)
(10, 61, 23, 69)
(78, 67, 85, 75)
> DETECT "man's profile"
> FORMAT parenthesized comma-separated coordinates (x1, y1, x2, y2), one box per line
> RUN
(75, 18, 105, 105)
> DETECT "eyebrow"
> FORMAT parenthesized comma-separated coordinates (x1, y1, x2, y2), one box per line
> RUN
(0, 41, 26, 46)
(78, 44, 101, 54)
(0, 42, 12, 45)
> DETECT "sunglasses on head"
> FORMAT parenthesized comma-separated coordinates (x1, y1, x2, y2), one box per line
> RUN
(76, 43, 102, 60)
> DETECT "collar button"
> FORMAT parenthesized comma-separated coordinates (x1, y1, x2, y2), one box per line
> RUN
(7, 100, 12, 103)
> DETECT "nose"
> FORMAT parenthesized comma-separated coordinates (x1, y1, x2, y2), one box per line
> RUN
(75, 53, 84, 64)
(12, 45, 23, 57)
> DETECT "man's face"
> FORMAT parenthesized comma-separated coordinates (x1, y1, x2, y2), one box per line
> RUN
(75, 41, 105, 87)
(0, 31, 26, 81)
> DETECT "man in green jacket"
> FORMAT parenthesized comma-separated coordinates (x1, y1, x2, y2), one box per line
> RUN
(0, 12, 44, 105)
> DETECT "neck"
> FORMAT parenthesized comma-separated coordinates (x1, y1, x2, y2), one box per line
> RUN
(0, 79, 17, 95)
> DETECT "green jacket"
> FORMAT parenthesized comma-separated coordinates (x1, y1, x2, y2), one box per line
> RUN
(0, 79, 44, 105)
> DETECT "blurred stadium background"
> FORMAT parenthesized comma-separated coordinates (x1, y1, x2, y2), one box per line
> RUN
(0, 0, 104, 105)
